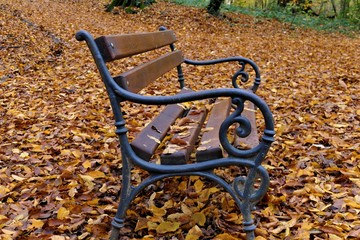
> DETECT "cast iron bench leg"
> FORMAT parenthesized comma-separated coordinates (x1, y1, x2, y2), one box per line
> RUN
(109, 154, 132, 240)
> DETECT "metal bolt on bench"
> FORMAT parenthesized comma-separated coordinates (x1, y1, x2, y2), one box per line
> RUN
(75, 26, 275, 240)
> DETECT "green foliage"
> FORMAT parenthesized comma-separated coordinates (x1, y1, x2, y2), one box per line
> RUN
(237, 4, 359, 33)
(169, 0, 359, 34)
(347, 0, 360, 23)
(164, 0, 208, 8)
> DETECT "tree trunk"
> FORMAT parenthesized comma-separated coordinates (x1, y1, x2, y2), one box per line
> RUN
(330, 0, 338, 16)
(207, 0, 224, 16)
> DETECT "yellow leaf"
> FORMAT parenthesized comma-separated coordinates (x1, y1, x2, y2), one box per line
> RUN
(147, 221, 158, 230)
(156, 221, 180, 234)
(87, 170, 105, 179)
(82, 160, 92, 169)
(181, 203, 192, 215)
(28, 219, 44, 229)
(31, 144, 43, 152)
(68, 187, 77, 198)
(255, 237, 267, 240)
(271, 217, 298, 234)
(214, 233, 240, 240)
(12, 148, 20, 154)
(79, 174, 94, 191)
(61, 149, 71, 156)
(332, 123, 348, 128)
(178, 180, 188, 191)
(51, 236, 67, 240)
(87, 198, 99, 205)
(191, 212, 206, 226)
(72, 150, 82, 158)
(11, 174, 26, 181)
(20, 152, 29, 158)
(224, 212, 238, 221)
(2, 229, 17, 235)
(329, 234, 343, 240)
(57, 207, 70, 220)
(344, 199, 360, 209)
(99, 183, 107, 193)
(199, 187, 215, 202)
(349, 178, 360, 188)
(194, 180, 203, 193)
(0, 186, 10, 195)
(88, 214, 107, 224)
(185, 225, 203, 240)
(149, 204, 167, 217)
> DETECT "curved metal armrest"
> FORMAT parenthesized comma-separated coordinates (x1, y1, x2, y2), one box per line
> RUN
(184, 57, 261, 93)
(111, 80, 273, 129)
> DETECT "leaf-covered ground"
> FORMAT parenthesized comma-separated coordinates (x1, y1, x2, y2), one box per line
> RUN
(0, 0, 359, 239)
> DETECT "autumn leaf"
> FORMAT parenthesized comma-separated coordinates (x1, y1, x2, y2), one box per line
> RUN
(28, 219, 45, 230)
(79, 174, 95, 191)
(57, 207, 70, 220)
(191, 212, 206, 226)
(214, 233, 240, 240)
(194, 179, 203, 193)
(134, 218, 148, 232)
(156, 221, 180, 234)
(149, 204, 167, 217)
(82, 160, 92, 169)
(87, 170, 106, 179)
(185, 225, 203, 240)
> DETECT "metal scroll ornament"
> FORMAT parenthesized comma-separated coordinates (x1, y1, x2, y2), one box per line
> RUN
(219, 97, 260, 158)
(232, 61, 249, 88)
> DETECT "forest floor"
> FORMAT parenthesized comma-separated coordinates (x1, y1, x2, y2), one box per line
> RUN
(0, 0, 360, 239)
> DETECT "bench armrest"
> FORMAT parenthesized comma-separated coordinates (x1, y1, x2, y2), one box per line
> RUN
(184, 57, 261, 93)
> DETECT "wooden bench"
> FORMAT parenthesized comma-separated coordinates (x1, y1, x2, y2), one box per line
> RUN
(76, 27, 275, 240)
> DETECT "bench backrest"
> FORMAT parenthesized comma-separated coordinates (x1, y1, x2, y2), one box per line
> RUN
(94, 30, 184, 93)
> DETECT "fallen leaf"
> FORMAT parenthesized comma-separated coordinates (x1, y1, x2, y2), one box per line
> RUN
(57, 207, 70, 220)
(156, 221, 180, 234)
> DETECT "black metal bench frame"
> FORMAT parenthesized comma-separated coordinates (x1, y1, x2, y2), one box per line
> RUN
(76, 27, 275, 240)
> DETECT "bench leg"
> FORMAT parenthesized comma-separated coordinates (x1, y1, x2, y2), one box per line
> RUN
(241, 206, 256, 240)
(109, 162, 268, 239)
(109, 155, 133, 240)
(233, 166, 269, 240)
(109, 227, 121, 240)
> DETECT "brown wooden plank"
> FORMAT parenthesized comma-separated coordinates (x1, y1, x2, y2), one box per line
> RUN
(95, 30, 177, 62)
(114, 50, 184, 93)
(196, 98, 231, 162)
(234, 101, 259, 149)
(130, 88, 193, 161)
(161, 107, 207, 165)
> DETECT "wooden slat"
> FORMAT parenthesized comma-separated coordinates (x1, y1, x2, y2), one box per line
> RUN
(161, 107, 207, 165)
(114, 50, 184, 93)
(234, 101, 259, 149)
(95, 30, 177, 62)
(130, 88, 193, 161)
(196, 98, 231, 162)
